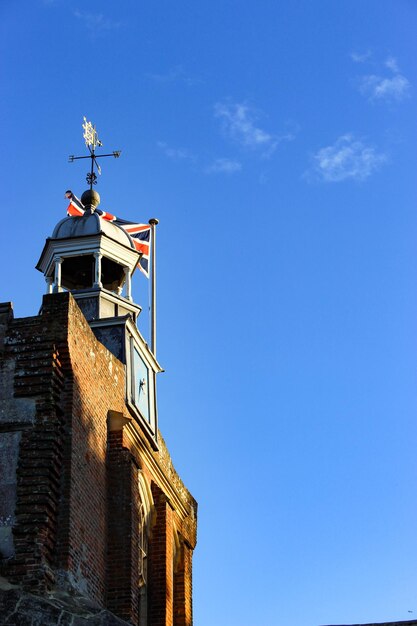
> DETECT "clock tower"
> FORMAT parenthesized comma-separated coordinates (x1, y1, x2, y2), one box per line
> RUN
(0, 122, 197, 626)
(36, 188, 161, 445)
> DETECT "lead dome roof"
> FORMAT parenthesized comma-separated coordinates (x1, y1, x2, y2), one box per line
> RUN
(51, 212, 135, 250)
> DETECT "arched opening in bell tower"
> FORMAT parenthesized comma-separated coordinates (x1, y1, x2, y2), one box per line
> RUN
(59, 255, 127, 294)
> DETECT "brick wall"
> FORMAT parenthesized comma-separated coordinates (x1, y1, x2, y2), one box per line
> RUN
(53, 294, 126, 602)
(1, 306, 66, 592)
(0, 292, 197, 625)
(148, 483, 174, 626)
(106, 428, 141, 623)
(174, 541, 193, 626)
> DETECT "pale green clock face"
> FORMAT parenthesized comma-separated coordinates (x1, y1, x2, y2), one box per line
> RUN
(134, 347, 150, 423)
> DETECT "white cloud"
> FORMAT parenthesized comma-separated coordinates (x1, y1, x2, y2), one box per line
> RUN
(146, 66, 201, 86)
(205, 158, 242, 174)
(360, 73, 410, 102)
(356, 55, 410, 102)
(157, 141, 195, 161)
(73, 10, 121, 36)
(385, 56, 399, 73)
(308, 134, 386, 183)
(350, 50, 372, 63)
(214, 101, 295, 156)
(214, 102, 270, 148)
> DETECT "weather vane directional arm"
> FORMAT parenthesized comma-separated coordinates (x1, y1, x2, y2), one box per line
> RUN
(68, 117, 121, 189)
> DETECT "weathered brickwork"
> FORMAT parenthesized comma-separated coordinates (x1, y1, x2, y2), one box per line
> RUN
(0, 292, 197, 626)
(173, 541, 193, 626)
(148, 484, 174, 626)
(106, 429, 141, 622)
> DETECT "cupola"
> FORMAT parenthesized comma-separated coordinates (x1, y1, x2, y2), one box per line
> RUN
(36, 117, 163, 445)
(36, 190, 142, 322)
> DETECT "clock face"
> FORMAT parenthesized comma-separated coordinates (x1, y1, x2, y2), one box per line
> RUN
(133, 347, 150, 423)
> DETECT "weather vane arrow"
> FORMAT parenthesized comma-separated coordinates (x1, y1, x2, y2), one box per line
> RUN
(68, 117, 121, 189)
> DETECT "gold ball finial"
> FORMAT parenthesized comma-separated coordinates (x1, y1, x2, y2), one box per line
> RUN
(81, 189, 101, 211)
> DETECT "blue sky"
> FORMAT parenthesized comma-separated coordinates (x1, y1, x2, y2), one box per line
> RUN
(1, 1, 417, 625)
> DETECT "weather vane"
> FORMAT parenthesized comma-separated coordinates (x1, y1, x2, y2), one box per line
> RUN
(69, 117, 121, 189)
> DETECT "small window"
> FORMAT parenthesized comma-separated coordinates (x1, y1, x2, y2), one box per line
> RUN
(138, 498, 147, 588)
(138, 473, 153, 626)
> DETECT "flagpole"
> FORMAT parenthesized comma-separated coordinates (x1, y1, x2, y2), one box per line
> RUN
(149, 218, 159, 358)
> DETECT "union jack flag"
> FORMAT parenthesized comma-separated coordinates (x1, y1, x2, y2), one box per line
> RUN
(65, 191, 151, 278)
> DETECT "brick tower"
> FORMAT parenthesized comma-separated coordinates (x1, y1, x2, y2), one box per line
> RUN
(0, 189, 197, 625)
